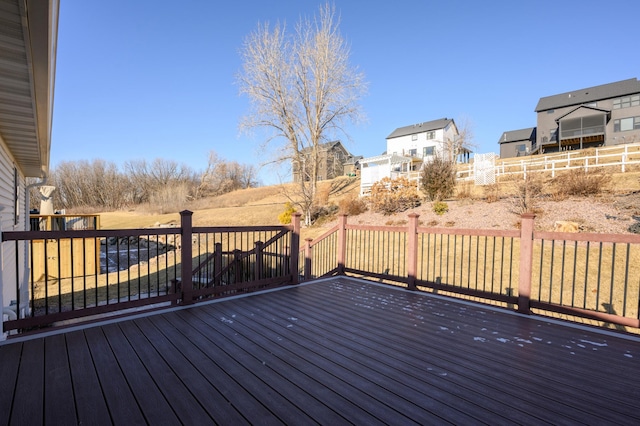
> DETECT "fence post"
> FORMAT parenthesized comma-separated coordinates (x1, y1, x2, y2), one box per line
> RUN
(254, 241, 263, 281)
(304, 238, 313, 281)
(407, 213, 420, 291)
(289, 213, 301, 284)
(179, 210, 194, 305)
(337, 214, 348, 275)
(517, 213, 535, 314)
(214, 242, 222, 287)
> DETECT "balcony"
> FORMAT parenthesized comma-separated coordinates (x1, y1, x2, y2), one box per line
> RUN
(2, 213, 640, 423)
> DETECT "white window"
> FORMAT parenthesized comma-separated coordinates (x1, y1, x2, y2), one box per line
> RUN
(423, 146, 435, 156)
(614, 116, 640, 132)
(613, 95, 640, 109)
(426, 131, 435, 140)
(411, 134, 417, 141)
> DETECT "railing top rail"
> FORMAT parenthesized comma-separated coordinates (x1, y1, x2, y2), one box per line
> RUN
(417, 227, 521, 238)
(30, 214, 99, 218)
(193, 225, 291, 233)
(307, 224, 339, 248)
(535, 231, 640, 244)
(2, 227, 181, 241)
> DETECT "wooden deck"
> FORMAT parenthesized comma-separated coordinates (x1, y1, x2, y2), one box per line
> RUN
(1, 277, 640, 425)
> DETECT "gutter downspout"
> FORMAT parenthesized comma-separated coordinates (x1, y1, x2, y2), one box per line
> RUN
(26, 169, 48, 223)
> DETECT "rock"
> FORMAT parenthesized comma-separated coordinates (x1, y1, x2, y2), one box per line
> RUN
(553, 221, 580, 233)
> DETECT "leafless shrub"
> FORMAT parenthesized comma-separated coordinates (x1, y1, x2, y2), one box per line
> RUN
(510, 174, 544, 215)
(338, 195, 368, 216)
(483, 183, 501, 203)
(370, 177, 421, 215)
(552, 168, 611, 198)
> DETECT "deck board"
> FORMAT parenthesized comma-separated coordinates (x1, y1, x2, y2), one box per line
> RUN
(65, 330, 112, 425)
(2, 276, 640, 425)
(43, 334, 76, 425)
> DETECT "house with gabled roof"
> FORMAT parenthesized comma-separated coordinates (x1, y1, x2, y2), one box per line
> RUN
(498, 127, 537, 158)
(1, 0, 58, 332)
(359, 118, 467, 195)
(534, 78, 640, 154)
(292, 140, 358, 182)
(385, 118, 461, 162)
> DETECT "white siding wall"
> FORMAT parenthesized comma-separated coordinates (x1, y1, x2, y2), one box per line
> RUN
(386, 129, 447, 159)
(0, 136, 27, 330)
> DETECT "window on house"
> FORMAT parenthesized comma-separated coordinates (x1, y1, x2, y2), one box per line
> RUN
(614, 116, 640, 132)
(613, 95, 640, 109)
(426, 131, 436, 140)
(411, 134, 417, 141)
(408, 149, 417, 157)
(423, 146, 435, 156)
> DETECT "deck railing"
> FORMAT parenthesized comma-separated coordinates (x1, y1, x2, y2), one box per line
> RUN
(3, 209, 639, 335)
(300, 213, 640, 330)
(2, 211, 300, 334)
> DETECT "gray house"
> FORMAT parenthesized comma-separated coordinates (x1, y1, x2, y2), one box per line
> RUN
(498, 127, 537, 158)
(534, 78, 640, 154)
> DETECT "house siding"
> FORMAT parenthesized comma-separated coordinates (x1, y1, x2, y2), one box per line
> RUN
(536, 84, 640, 152)
(500, 140, 532, 159)
(0, 137, 27, 325)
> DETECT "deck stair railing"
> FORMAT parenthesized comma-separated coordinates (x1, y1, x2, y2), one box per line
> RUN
(2, 211, 301, 334)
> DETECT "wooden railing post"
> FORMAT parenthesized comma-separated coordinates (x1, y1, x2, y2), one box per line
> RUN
(518, 213, 536, 314)
(290, 213, 301, 284)
(337, 214, 348, 275)
(407, 213, 419, 291)
(214, 242, 222, 287)
(304, 238, 313, 281)
(254, 241, 263, 281)
(179, 210, 194, 305)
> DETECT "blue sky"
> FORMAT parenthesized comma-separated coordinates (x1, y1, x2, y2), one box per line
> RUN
(51, 0, 640, 185)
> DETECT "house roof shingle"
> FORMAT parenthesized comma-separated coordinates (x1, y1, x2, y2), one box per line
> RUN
(535, 78, 640, 112)
(498, 127, 536, 144)
(386, 118, 454, 139)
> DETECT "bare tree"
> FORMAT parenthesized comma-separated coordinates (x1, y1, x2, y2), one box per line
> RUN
(237, 3, 367, 225)
(124, 158, 194, 205)
(195, 151, 259, 198)
(443, 117, 475, 164)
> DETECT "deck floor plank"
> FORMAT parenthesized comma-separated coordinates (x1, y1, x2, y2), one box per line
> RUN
(0, 342, 22, 425)
(237, 289, 547, 425)
(1, 276, 640, 425)
(65, 330, 112, 425)
(203, 296, 476, 425)
(10, 339, 44, 425)
(175, 307, 322, 425)
(129, 316, 250, 425)
(114, 320, 219, 425)
(294, 279, 640, 423)
(99, 322, 181, 425)
(193, 302, 399, 425)
(146, 313, 282, 425)
(43, 334, 77, 425)
(83, 326, 147, 425)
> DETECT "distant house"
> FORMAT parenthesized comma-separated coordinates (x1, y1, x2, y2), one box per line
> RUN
(359, 118, 467, 195)
(498, 127, 537, 158)
(1, 0, 58, 330)
(386, 118, 467, 162)
(534, 78, 640, 154)
(292, 141, 359, 182)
